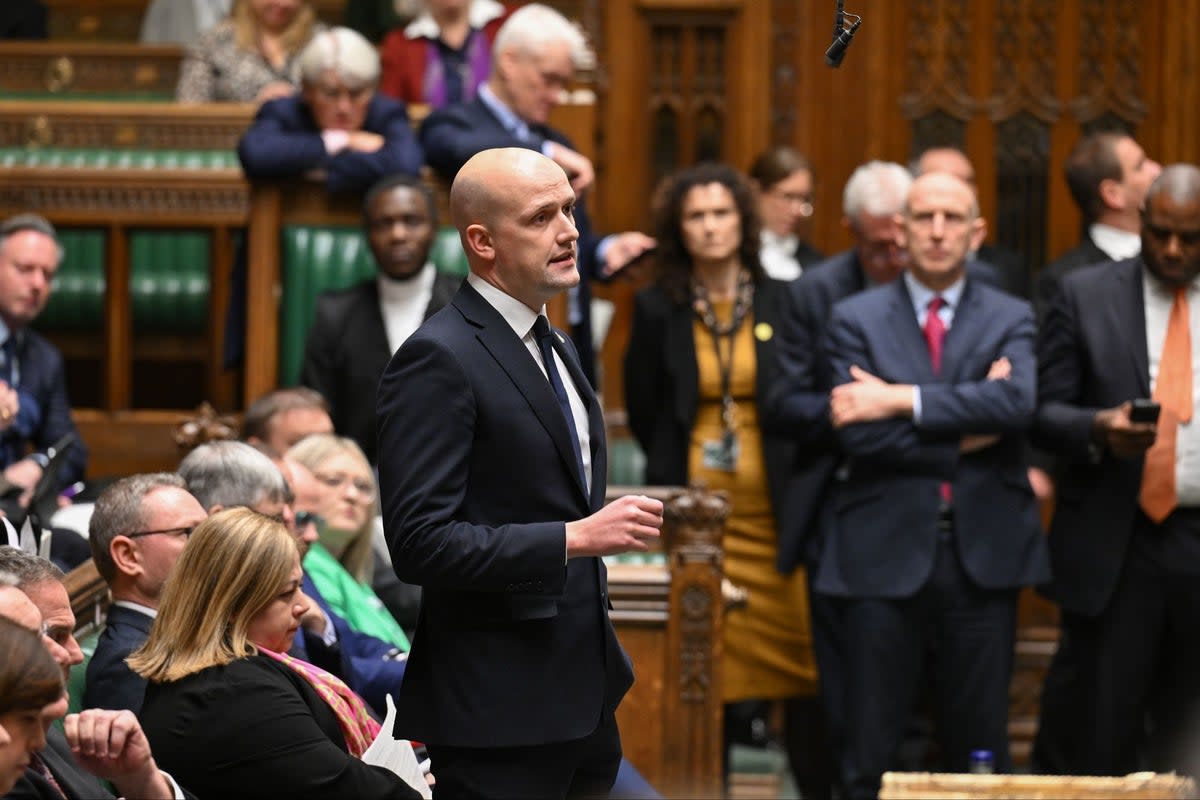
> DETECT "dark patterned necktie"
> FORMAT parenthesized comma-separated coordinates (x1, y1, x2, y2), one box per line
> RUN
(29, 753, 67, 799)
(533, 315, 588, 491)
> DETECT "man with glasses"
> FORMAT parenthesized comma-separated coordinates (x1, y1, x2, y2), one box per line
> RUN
(83, 473, 207, 713)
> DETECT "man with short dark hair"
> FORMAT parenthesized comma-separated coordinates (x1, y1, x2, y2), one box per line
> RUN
(301, 174, 460, 463)
(82, 473, 207, 713)
(0, 214, 87, 503)
(1035, 132, 1161, 315)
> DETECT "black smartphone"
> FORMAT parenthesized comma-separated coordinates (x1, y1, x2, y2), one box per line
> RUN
(1130, 398, 1162, 424)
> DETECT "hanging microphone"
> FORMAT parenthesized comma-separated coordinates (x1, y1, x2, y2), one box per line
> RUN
(825, 16, 862, 68)
(831, 0, 844, 42)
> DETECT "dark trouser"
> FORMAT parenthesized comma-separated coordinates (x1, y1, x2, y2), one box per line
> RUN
(841, 535, 1017, 800)
(428, 713, 622, 800)
(1037, 509, 1200, 776)
(809, 581, 848, 799)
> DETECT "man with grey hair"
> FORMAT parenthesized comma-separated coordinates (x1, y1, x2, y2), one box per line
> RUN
(82, 473, 206, 713)
(0, 550, 188, 800)
(178, 440, 408, 716)
(0, 214, 87, 502)
(237, 25, 422, 194)
(764, 161, 1004, 797)
(419, 3, 656, 384)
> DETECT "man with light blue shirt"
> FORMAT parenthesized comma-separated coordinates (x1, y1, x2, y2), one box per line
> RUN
(418, 3, 655, 385)
(817, 172, 1049, 800)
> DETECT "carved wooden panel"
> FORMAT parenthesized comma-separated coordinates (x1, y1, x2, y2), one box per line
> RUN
(645, 11, 735, 186)
(900, 0, 974, 124)
(767, 1, 802, 144)
(0, 101, 255, 150)
(0, 43, 182, 98)
(994, 112, 1050, 275)
(1071, 0, 1146, 128)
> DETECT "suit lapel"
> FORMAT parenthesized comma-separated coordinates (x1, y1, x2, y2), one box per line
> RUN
(889, 280, 937, 383)
(1113, 258, 1150, 395)
(454, 284, 591, 504)
(357, 282, 395, 362)
(940, 277, 982, 382)
(753, 280, 781, 402)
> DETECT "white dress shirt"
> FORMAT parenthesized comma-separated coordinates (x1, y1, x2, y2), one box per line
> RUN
(1091, 223, 1142, 261)
(905, 271, 966, 424)
(466, 274, 592, 493)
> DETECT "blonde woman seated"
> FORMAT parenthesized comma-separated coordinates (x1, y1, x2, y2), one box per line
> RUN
(130, 508, 420, 799)
(288, 434, 409, 650)
(176, 0, 322, 103)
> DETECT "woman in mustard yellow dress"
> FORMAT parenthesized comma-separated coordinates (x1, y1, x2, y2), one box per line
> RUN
(624, 163, 831, 797)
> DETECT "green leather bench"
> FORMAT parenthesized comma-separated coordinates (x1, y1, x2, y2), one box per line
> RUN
(12, 147, 236, 334)
(277, 224, 470, 387)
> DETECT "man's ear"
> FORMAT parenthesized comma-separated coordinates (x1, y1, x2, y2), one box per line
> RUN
(109, 537, 143, 579)
(969, 216, 988, 252)
(208, 504, 224, 515)
(464, 223, 496, 263)
(1099, 177, 1126, 211)
(893, 213, 909, 250)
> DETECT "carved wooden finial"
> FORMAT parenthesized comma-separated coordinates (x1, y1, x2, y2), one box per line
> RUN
(662, 484, 729, 549)
(173, 403, 239, 455)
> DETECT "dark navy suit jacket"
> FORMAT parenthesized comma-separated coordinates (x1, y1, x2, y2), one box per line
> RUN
(300, 273, 460, 464)
(377, 281, 632, 748)
(419, 98, 605, 383)
(761, 251, 1005, 575)
(83, 603, 153, 713)
(1033, 257, 1155, 617)
(817, 275, 1050, 598)
(4, 328, 86, 488)
(1035, 233, 1112, 320)
(237, 93, 423, 193)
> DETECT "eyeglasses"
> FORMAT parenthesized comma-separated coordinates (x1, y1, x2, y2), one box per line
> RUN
(124, 525, 195, 541)
(295, 510, 324, 529)
(313, 472, 376, 501)
(40, 620, 73, 648)
(768, 188, 815, 219)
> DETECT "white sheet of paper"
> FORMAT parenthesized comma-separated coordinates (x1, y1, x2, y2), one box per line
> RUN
(361, 694, 432, 799)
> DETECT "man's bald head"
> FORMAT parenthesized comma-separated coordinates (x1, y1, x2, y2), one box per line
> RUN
(451, 148, 574, 272)
(1145, 163, 1200, 208)
(905, 171, 981, 219)
(451, 148, 565, 229)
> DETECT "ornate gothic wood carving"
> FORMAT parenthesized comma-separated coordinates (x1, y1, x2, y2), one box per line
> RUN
(767, 1, 801, 143)
(1071, 0, 1146, 128)
(910, 112, 968, 158)
(900, 0, 974, 123)
(645, 11, 734, 185)
(987, 0, 1059, 124)
(994, 112, 1051, 271)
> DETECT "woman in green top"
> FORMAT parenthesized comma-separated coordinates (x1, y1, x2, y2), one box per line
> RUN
(288, 434, 408, 650)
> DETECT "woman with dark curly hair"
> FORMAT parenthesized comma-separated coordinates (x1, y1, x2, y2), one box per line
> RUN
(623, 162, 830, 798)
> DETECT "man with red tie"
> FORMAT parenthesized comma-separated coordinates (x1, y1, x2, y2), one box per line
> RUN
(1034, 163, 1200, 775)
(818, 171, 1048, 799)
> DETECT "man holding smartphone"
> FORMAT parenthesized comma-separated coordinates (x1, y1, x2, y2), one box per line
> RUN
(1034, 163, 1200, 776)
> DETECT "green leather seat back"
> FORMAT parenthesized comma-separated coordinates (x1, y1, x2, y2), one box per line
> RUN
(39, 229, 106, 331)
(607, 436, 647, 487)
(278, 225, 468, 387)
(129, 231, 209, 332)
(0, 148, 238, 170)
